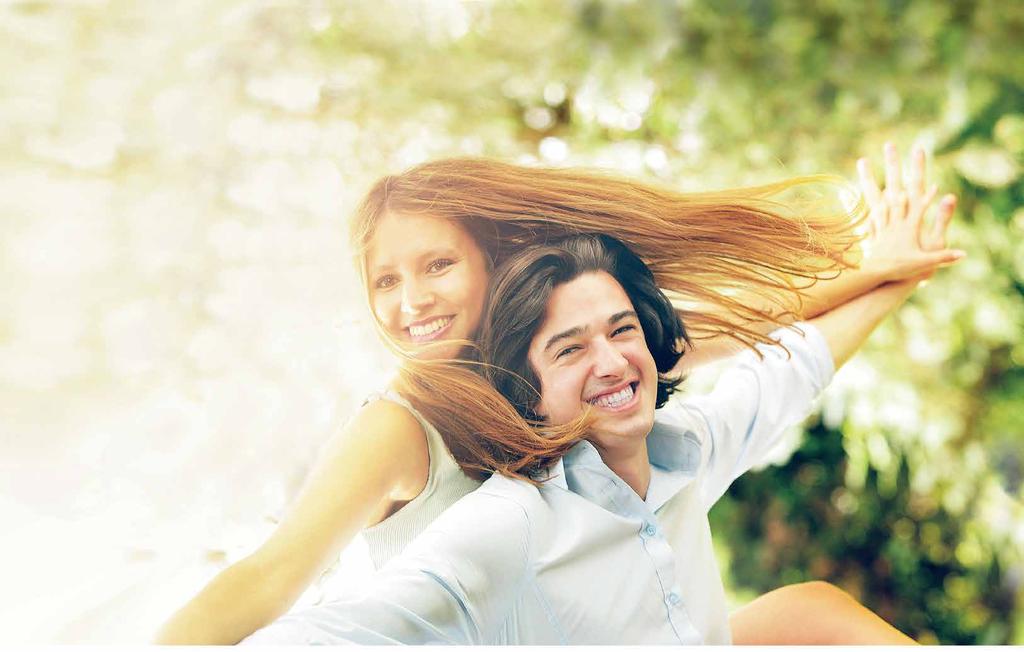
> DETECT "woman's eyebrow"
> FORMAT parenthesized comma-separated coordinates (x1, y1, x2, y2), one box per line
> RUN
(369, 248, 459, 273)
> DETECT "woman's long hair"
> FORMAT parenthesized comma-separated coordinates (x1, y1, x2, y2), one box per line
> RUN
(349, 157, 863, 480)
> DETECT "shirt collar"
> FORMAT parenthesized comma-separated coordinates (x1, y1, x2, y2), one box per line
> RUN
(646, 415, 702, 473)
(644, 414, 703, 511)
(533, 413, 703, 511)
(535, 454, 569, 490)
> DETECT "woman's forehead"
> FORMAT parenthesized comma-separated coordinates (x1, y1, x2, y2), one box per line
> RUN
(365, 211, 478, 268)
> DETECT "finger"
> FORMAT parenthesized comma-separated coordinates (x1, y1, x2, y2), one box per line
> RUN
(870, 202, 887, 232)
(908, 146, 926, 199)
(923, 248, 967, 268)
(930, 194, 957, 247)
(884, 142, 902, 196)
(889, 189, 909, 224)
(911, 183, 938, 229)
(857, 157, 882, 204)
(904, 249, 966, 283)
(857, 157, 887, 231)
(861, 203, 876, 240)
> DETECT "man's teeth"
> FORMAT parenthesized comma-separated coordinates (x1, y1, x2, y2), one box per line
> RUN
(409, 317, 452, 338)
(590, 384, 634, 408)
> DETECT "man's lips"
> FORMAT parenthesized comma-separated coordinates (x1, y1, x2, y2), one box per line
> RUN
(585, 380, 641, 412)
(584, 379, 638, 403)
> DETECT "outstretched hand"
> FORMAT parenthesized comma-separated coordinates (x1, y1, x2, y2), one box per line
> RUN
(857, 142, 965, 283)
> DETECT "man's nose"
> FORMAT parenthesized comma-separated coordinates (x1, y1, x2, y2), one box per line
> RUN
(591, 337, 629, 377)
(400, 280, 434, 315)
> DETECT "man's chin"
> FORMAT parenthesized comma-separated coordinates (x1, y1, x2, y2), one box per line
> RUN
(592, 416, 655, 443)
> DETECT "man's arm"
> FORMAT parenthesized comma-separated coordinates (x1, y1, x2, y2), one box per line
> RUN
(672, 321, 835, 509)
(808, 278, 917, 371)
(675, 274, 927, 510)
(241, 490, 532, 645)
(809, 141, 964, 370)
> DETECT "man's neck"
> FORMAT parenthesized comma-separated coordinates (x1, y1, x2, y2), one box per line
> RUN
(592, 439, 652, 500)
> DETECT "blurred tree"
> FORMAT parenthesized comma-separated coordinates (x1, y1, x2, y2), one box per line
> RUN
(1, 0, 1020, 643)
(310, 0, 1024, 642)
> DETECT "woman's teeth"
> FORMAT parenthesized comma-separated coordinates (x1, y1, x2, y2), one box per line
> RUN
(590, 384, 635, 408)
(409, 317, 452, 338)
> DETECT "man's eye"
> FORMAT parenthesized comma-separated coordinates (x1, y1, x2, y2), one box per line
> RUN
(555, 345, 580, 359)
(375, 275, 398, 290)
(427, 258, 455, 273)
(612, 325, 637, 337)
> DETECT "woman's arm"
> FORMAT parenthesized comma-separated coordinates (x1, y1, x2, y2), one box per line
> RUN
(241, 492, 533, 645)
(677, 143, 961, 371)
(730, 581, 916, 645)
(806, 276, 918, 370)
(808, 142, 963, 370)
(798, 143, 961, 317)
(153, 399, 431, 645)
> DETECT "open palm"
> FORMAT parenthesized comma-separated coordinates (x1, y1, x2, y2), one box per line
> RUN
(857, 143, 964, 282)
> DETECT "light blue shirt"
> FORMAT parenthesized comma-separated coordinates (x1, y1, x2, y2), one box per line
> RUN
(243, 323, 834, 645)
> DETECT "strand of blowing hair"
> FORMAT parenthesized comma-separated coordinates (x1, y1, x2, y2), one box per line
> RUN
(351, 158, 866, 480)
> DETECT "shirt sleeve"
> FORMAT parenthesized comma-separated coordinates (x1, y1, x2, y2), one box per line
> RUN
(241, 489, 532, 645)
(667, 322, 835, 511)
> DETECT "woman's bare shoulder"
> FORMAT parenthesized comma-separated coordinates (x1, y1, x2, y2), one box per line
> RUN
(342, 397, 431, 499)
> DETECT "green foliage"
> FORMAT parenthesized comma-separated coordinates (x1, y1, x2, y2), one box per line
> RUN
(5, 0, 1018, 643)
(710, 421, 1017, 644)
(308, 0, 1024, 642)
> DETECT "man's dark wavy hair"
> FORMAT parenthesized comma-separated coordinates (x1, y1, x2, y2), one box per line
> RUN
(477, 233, 688, 422)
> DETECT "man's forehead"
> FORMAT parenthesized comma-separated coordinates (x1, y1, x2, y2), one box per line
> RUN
(532, 271, 634, 340)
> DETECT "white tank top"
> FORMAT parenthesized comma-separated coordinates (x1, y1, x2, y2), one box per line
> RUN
(359, 390, 484, 569)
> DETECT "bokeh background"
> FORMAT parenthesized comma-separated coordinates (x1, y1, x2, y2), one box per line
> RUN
(1, 0, 1021, 644)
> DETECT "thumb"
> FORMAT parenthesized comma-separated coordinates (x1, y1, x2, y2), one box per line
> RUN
(924, 248, 966, 267)
(930, 194, 957, 244)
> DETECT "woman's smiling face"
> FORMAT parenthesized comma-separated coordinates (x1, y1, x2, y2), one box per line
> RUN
(365, 211, 491, 360)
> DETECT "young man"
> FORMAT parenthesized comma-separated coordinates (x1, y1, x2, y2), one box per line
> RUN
(243, 235, 919, 645)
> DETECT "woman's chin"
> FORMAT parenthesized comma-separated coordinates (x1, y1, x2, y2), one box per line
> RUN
(403, 339, 465, 362)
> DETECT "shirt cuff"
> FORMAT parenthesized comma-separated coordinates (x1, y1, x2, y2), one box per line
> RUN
(766, 321, 835, 387)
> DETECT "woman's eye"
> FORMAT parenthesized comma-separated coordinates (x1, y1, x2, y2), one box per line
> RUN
(375, 275, 398, 290)
(427, 258, 455, 273)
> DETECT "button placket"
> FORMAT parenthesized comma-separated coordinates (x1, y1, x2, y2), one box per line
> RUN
(662, 581, 699, 641)
(635, 519, 689, 641)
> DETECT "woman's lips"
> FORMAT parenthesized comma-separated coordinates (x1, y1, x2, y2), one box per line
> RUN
(406, 315, 455, 343)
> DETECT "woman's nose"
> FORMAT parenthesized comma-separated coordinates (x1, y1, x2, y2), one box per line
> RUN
(400, 280, 434, 315)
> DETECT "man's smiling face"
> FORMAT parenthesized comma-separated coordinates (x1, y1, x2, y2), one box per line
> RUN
(527, 271, 659, 451)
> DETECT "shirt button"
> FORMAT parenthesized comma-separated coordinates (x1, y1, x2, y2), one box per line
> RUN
(668, 591, 681, 605)
(643, 522, 657, 537)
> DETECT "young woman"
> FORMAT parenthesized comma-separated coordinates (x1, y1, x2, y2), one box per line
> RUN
(156, 144, 959, 644)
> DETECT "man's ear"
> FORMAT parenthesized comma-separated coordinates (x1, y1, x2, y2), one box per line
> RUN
(522, 358, 547, 420)
(530, 398, 548, 420)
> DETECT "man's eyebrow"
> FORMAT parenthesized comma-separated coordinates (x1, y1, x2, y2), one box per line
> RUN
(542, 310, 639, 354)
(609, 310, 638, 325)
(542, 325, 586, 354)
